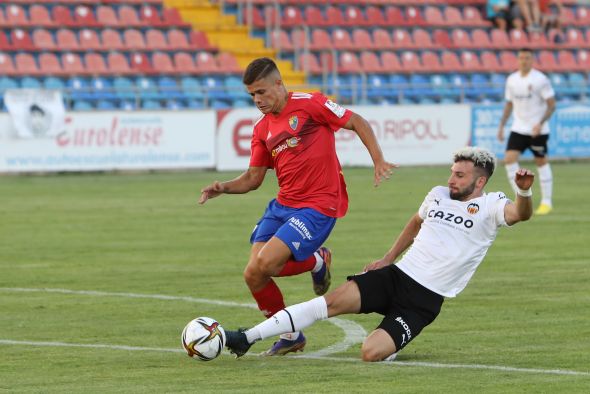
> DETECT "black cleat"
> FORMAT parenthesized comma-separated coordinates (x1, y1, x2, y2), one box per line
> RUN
(225, 328, 252, 358)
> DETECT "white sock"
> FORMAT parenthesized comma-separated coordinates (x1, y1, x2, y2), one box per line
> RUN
(279, 331, 301, 341)
(245, 297, 328, 343)
(537, 163, 553, 206)
(311, 251, 324, 273)
(505, 162, 520, 196)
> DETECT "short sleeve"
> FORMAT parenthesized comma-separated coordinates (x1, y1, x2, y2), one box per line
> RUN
(539, 74, 555, 100)
(249, 121, 272, 168)
(504, 77, 513, 102)
(489, 192, 510, 227)
(307, 93, 353, 131)
(418, 187, 438, 219)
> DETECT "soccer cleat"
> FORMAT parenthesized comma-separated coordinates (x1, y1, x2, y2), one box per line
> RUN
(261, 333, 306, 356)
(535, 203, 553, 215)
(225, 328, 252, 358)
(312, 247, 332, 296)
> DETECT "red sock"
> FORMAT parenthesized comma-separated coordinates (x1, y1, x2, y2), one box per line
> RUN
(251, 279, 285, 318)
(276, 254, 317, 277)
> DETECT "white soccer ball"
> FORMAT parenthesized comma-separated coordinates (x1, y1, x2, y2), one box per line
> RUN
(181, 316, 226, 361)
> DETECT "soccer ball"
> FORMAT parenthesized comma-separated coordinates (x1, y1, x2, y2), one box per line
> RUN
(181, 317, 226, 361)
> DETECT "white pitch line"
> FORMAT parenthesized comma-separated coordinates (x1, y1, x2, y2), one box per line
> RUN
(1, 339, 588, 377)
(0, 287, 366, 356)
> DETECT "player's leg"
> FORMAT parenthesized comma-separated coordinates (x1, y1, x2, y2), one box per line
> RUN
(361, 329, 397, 362)
(532, 135, 552, 214)
(504, 132, 528, 196)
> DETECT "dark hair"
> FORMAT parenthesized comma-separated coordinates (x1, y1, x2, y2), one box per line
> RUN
(29, 104, 45, 115)
(242, 57, 279, 85)
(518, 47, 533, 54)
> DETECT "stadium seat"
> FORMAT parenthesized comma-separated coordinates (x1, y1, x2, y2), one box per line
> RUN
(174, 52, 196, 74)
(187, 99, 204, 109)
(430, 74, 454, 100)
(299, 53, 322, 74)
(471, 29, 492, 49)
(0, 32, 9, 51)
(332, 29, 353, 50)
(15, 53, 39, 75)
(567, 73, 587, 97)
(444, 7, 464, 26)
(424, 6, 445, 25)
(11, 29, 34, 51)
(195, 52, 219, 73)
(351, 29, 374, 50)
(189, 31, 215, 51)
(142, 99, 162, 110)
(451, 29, 472, 48)
(413, 28, 434, 48)
(480, 51, 502, 73)
(282, 6, 304, 27)
(43, 77, 65, 91)
(576, 7, 590, 26)
(344, 6, 367, 26)
(242, 6, 264, 28)
(401, 51, 422, 72)
(39, 53, 62, 75)
(79, 29, 101, 50)
(30, 5, 53, 27)
(74, 5, 98, 27)
(167, 29, 191, 50)
(140, 5, 162, 26)
(490, 29, 511, 49)
(389, 74, 411, 101)
(528, 31, 550, 49)
(433, 29, 452, 48)
(166, 99, 184, 110)
(119, 6, 140, 26)
(113, 77, 136, 100)
(162, 8, 188, 27)
(392, 29, 413, 48)
(181, 76, 203, 100)
(509, 30, 529, 48)
(409, 74, 434, 101)
(102, 29, 125, 50)
(84, 53, 107, 75)
(360, 51, 382, 73)
(325, 6, 345, 26)
(310, 29, 332, 51)
(563, 28, 586, 49)
(32, 29, 56, 50)
(405, 6, 425, 26)
(108, 52, 132, 75)
(217, 52, 241, 73)
(96, 100, 117, 110)
(576, 50, 590, 71)
(421, 51, 442, 72)
(271, 30, 293, 51)
(56, 29, 79, 50)
(52, 5, 75, 26)
(339, 52, 362, 73)
(366, 6, 386, 26)
(90, 77, 116, 100)
(556, 50, 578, 72)
(0, 76, 18, 90)
(21, 77, 41, 89)
(202, 76, 228, 100)
(130, 53, 153, 73)
(538, 50, 558, 72)
(152, 52, 175, 73)
(137, 77, 160, 100)
(146, 29, 168, 50)
(68, 77, 91, 100)
(463, 6, 488, 27)
(499, 51, 518, 72)
(119, 100, 136, 111)
(490, 73, 507, 98)
(385, 6, 405, 26)
(380, 51, 402, 73)
(441, 51, 462, 72)
(449, 74, 469, 99)
(73, 100, 94, 111)
(5, 4, 28, 25)
(62, 53, 84, 75)
(372, 29, 394, 49)
(123, 29, 146, 50)
(97, 6, 119, 26)
(461, 51, 483, 72)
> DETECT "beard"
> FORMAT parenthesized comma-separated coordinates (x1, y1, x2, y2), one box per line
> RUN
(449, 181, 476, 201)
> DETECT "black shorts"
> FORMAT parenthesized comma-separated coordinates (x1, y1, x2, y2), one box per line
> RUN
(506, 131, 549, 158)
(348, 265, 444, 351)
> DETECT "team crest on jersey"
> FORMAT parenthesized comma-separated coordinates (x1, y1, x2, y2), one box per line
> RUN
(289, 116, 298, 130)
(467, 203, 479, 215)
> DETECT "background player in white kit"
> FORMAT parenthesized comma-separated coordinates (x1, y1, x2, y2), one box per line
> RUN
(224, 147, 535, 361)
(497, 48, 556, 215)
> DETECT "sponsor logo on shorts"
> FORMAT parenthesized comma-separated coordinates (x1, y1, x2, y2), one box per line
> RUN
(288, 217, 313, 240)
(395, 317, 412, 341)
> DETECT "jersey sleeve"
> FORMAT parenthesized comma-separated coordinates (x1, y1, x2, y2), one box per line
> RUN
(249, 121, 273, 168)
(418, 187, 438, 219)
(504, 76, 513, 102)
(539, 74, 555, 100)
(489, 192, 510, 228)
(308, 93, 353, 131)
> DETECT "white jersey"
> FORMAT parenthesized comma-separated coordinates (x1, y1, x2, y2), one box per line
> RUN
(396, 186, 510, 298)
(505, 68, 555, 135)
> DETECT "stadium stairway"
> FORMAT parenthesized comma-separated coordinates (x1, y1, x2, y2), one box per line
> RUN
(164, 0, 305, 87)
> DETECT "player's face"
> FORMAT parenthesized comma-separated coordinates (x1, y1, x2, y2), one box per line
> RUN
(246, 76, 286, 115)
(448, 161, 479, 201)
(517, 51, 533, 73)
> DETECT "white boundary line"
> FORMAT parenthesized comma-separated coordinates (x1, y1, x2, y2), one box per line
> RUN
(1, 287, 589, 377)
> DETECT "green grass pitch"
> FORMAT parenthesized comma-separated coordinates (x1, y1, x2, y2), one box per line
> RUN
(1, 162, 589, 392)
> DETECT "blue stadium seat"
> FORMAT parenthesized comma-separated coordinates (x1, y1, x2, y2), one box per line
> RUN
(225, 76, 249, 100)
(389, 74, 410, 102)
(567, 73, 587, 98)
(467, 73, 491, 100)
(449, 74, 468, 101)
(142, 100, 162, 110)
(408, 74, 432, 100)
(233, 99, 250, 108)
(0, 77, 18, 93)
(67, 77, 92, 101)
(96, 100, 117, 110)
(137, 77, 159, 100)
(202, 77, 229, 100)
(490, 73, 506, 99)
(366, 75, 390, 99)
(181, 77, 203, 100)
(73, 100, 93, 111)
(166, 99, 184, 110)
(90, 77, 116, 101)
(211, 99, 230, 109)
(43, 77, 65, 91)
(113, 77, 136, 100)
(21, 77, 42, 89)
(429, 74, 453, 100)
(158, 76, 182, 100)
(187, 99, 205, 109)
(549, 73, 568, 99)
(120, 100, 136, 111)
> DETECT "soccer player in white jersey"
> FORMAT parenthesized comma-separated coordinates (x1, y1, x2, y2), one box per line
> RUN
(497, 48, 556, 215)
(224, 147, 535, 361)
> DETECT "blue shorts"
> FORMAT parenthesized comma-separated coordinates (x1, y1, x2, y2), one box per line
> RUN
(250, 199, 337, 261)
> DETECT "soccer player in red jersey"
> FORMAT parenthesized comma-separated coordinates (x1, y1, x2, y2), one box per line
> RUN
(199, 58, 396, 355)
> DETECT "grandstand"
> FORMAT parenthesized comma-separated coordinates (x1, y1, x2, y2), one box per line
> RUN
(0, 0, 588, 110)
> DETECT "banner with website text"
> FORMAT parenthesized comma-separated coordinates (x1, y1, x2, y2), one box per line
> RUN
(216, 104, 472, 171)
(0, 111, 216, 172)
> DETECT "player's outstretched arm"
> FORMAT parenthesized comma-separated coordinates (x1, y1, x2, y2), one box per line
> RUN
(497, 101, 513, 142)
(198, 166, 267, 205)
(504, 168, 534, 225)
(344, 113, 397, 187)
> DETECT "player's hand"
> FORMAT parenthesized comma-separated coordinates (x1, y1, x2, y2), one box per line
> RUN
(514, 168, 535, 191)
(497, 126, 505, 142)
(532, 123, 542, 137)
(374, 160, 398, 187)
(363, 258, 390, 272)
(198, 181, 224, 205)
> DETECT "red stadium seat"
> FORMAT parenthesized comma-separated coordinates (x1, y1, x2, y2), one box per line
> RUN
(384, 6, 405, 26)
(11, 29, 34, 51)
(195, 52, 219, 73)
(282, 6, 303, 27)
(563, 28, 586, 49)
(97, 6, 119, 26)
(0, 53, 15, 75)
(392, 29, 413, 48)
(575, 7, 590, 26)
(452, 28, 472, 48)
(360, 51, 383, 73)
(401, 51, 422, 72)
(32, 29, 56, 50)
(167, 29, 191, 50)
(441, 51, 462, 71)
(499, 51, 518, 72)
(102, 29, 125, 50)
(405, 6, 425, 26)
(270, 30, 290, 51)
(52, 5, 75, 26)
(338, 51, 362, 73)
(140, 5, 162, 26)
(490, 29, 511, 49)
(0, 31, 10, 50)
(412, 28, 434, 48)
(145, 29, 167, 50)
(555, 50, 577, 71)
(576, 50, 590, 70)
(332, 29, 353, 50)
(16, 53, 39, 75)
(290, 29, 307, 51)
(74, 5, 98, 27)
(304, 6, 326, 26)
(162, 8, 187, 27)
(480, 51, 501, 72)
(299, 53, 322, 74)
(344, 6, 366, 26)
(444, 7, 463, 26)
(421, 51, 442, 72)
(424, 6, 444, 25)
(152, 52, 174, 73)
(119, 6, 140, 26)
(189, 31, 215, 50)
(325, 6, 345, 26)
(463, 6, 488, 27)
(352, 29, 374, 50)
(537, 50, 558, 72)
(29, 5, 53, 27)
(107, 52, 131, 74)
(173, 52, 195, 73)
(217, 52, 241, 73)
(310, 29, 332, 51)
(373, 28, 394, 49)
(5, 5, 28, 26)
(56, 29, 79, 50)
(79, 29, 101, 50)
(433, 29, 452, 48)
(130, 53, 153, 73)
(528, 31, 550, 49)
(84, 53, 107, 75)
(380, 51, 402, 72)
(471, 28, 492, 48)
(460, 51, 483, 72)
(39, 53, 62, 74)
(365, 6, 386, 26)
(62, 53, 84, 75)
(509, 29, 529, 48)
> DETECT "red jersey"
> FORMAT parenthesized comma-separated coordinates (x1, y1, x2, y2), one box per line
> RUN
(249, 92, 353, 218)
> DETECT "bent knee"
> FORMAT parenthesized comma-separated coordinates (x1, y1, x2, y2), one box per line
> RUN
(360, 345, 386, 362)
